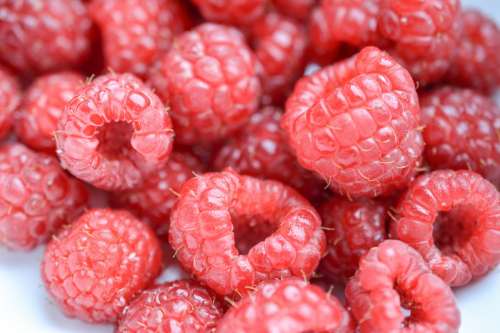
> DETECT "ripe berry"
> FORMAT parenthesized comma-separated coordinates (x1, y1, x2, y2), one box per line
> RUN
(346, 240, 461, 333)
(55, 73, 174, 191)
(392, 170, 500, 286)
(160, 23, 261, 144)
(217, 278, 354, 333)
(15, 71, 84, 153)
(41, 209, 162, 323)
(0, 65, 21, 139)
(0, 0, 92, 73)
(0, 143, 88, 251)
(282, 46, 423, 198)
(169, 170, 326, 296)
(192, 0, 267, 25)
(272, 0, 316, 21)
(116, 280, 224, 333)
(420, 87, 500, 187)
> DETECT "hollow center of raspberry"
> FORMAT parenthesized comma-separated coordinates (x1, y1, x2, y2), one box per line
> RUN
(96, 122, 134, 160)
(433, 208, 476, 255)
(232, 216, 277, 255)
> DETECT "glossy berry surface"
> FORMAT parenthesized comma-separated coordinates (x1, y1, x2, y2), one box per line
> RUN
(0, 65, 21, 139)
(192, 0, 267, 25)
(272, 0, 316, 21)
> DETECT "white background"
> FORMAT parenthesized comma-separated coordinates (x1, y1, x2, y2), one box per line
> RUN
(1, 1, 499, 332)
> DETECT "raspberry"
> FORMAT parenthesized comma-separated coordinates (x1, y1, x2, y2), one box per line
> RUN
(392, 170, 500, 286)
(168, 170, 326, 296)
(250, 11, 308, 105)
(116, 280, 224, 333)
(378, 0, 461, 85)
(0, 65, 21, 139)
(345, 240, 460, 333)
(217, 278, 354, 333)
(281, 47, 423, 198)
(308, 7, 341, 65)
(111, 151, 203, 235)
(90, 0, 192, 78)
(272, 0, 316, 21)
(420, 87, 500, 187)
(0, 143, 88, 251)
(0, 0, 92, 73)
(214, 107, 326, 201)
(319, 196, 387, 281)
(15, 71, 84, 153)
(160, 23, 261, 144)
(192, 0, 267, 25)
(446, 9, 500, 93)
(41, 208, 162, 323)
(55, 73, 174, 191)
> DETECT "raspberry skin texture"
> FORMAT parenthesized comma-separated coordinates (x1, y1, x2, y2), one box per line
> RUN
(308, 6, 341, 65)
(111, 151, 203, 235)
(392, 170, 500, 287)
(192, 0, 267, 26)
(168, 170, 326, 296)
(117, 280, 224, 333)
(346, 240, 460, 333)
(420, 87, 500, 187)
(161, 23, 261, 144)
(0, 65, 21, 139)
(90, 0, 192, 78)
(216, 278, 354, 333)
(0, 143, 88, 251)
(272, 0, 316, 21)
(282, 46, 424, 198)
(15, 71, 84, 153)
(55, 73, 174, 191)
(319, 196, 387, 281)
(0, 0, 92, 73)
(41, 208, 162, 323)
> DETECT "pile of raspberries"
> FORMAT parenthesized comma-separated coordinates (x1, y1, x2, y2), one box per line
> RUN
(0, 0, 499, 332)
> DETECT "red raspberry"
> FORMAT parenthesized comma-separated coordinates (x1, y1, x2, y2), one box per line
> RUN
(111, 151, 203, 235)
(282, 47, 423, 198)
(192, 0, 267, 25)
(308, 7, 341, 65)
(420, 87, 500, 187)
(319, 196, 387, 281)
(346, 240, 460, 333)
(392, 170, 500, 286)
(15, 71, 84, 153)
(160, 23, 261, 144)
(217, 278, 354, 333)
(0, 0, 92, 73)
(168, 170, 326, 296)
(116, 280, 224, 333)
(0, 143, 88, 251)
(214, 107, 326, 201)
(0, 65, 21, 139)
(446, 9, 500, 93)
(378, 0, 460, 85)
(55, 73, 174, 191)
(90, 0, 192, 78)
(272, 0, 316, 21)
(250, 11, 308, 105)
(41, 208, 162, 323)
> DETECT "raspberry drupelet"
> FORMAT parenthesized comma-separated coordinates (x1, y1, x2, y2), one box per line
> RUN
(272, 0, 316, 21)
(168, 170, 326, 296)
(0, 143, 88, 251)
(0, 65, 21, 139)
(392, 170, 500, 287)
(281, 46, 423, 198)
(55, 73, 174, 191)
(41, 209, 162, 323)
(191, 0, 267, 26)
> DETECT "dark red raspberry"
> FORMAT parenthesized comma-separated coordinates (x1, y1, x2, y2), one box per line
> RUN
(117, 280, 224, 333)
(282, 46, 423, 198)
(90, 0, 192, 78)
(0, 0, 92, 73)
(217, 278, 354, 333)
(0, 143, 88, 251)
(0, 65, 21, 139)
(346, 240, 460, 333)
(250, 11, 308, 105)
(392, 170, 500, 287)
(214, 107, 326, 201)
(192, 0, 267, 25)
(272, 0, 316, 21)
(420, 87, 500, 187)
(15, 71, 84, 153)
(41, 208, 162, 323)
(55, 73, 174, 191)
(160, 23, 261, 144)
(319, 196, 387, 281)
(446, 9, 500, 93)
(168, 170, 326, 296)
(308, 7, 341, 65)
(111, 151, 203, 235)
(378, 0, 460, 85)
